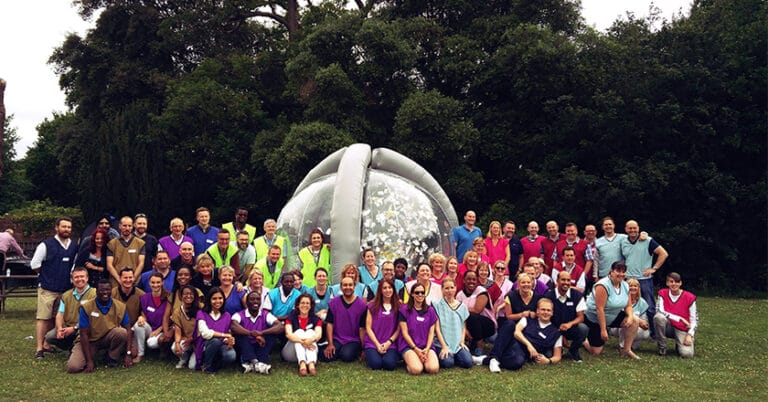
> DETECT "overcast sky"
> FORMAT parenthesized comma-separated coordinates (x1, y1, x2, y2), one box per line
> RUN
(0, 0, 691, 159)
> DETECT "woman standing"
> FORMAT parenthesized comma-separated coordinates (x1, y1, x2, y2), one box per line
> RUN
(428, 253, 446, 285)
(284, 294, 323, 376)
(484, 221, 510, 269)
(297, 228, 331, 288)
(433, 278, 472, 369)
(308, 268, 336, 320)
(364, 278, 401, 370)
(398, 283, 439, 375)
(133, 272, 172, 363)
(358, 248, 381, 288)
(195, 287, 237, 374)
(583, 262, 640, 359)
(75, 228, 108, 287)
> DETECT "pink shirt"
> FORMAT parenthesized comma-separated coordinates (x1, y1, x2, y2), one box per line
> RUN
(0, 232, 25, 256)
(484, 237, 509, 265)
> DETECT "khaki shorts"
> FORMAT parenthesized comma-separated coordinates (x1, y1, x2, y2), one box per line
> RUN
(36, 288, 61, 320)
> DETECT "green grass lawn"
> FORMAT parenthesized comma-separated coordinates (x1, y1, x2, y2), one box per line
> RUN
(1, 297, 766, 401)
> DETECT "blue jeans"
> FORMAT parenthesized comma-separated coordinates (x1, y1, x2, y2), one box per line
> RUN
(202, 338, 237, 373)
(435, 345, 473, 369)
(364, 347, 399, 370)
(320, 340, 361, 362)
(639, 278, 656, 336)
(236, 334, 275, 364)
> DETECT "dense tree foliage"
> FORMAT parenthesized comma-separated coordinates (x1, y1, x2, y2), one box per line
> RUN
(16, 0, 766, 291)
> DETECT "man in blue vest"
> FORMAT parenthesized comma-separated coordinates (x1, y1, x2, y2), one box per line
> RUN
(186, 207, 219, 257)
(544, 271, 588, 362)
(31, 217, 78, 359)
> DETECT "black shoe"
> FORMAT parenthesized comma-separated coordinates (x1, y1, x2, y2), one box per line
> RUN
(106, 357, 120, 368)
(570, 349, 583, 362)
(658, 345, 667, 356)
(34, 350, 45, 359)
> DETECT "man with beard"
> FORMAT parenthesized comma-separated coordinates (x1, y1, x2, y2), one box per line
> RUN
(235, 231, 256, 282)
(31, 217, 78, 359)
(106, 216, 146, 286)
(133, 214, 158, 273)
(322, 277, 366, 362)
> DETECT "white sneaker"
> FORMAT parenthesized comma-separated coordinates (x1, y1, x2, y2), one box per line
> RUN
(257, 362, 272, 374)
(489, 358, 501, 373)
(175, 359, 187, 369)
(471, 354, 486, 366)
(241, 363, 253, 373)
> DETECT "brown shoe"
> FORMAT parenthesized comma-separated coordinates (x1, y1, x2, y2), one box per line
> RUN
(132, 355, 143, 364)
(308, 363, 317, 376)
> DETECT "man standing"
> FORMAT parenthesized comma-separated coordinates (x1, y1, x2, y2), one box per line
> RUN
(66, 279, 133, 373)
(595, 217, 625, 280)
(254, 245, 285, 289)
(170, 241, 196, 271)
(551, 247, 586, 293)
(222, 207, 256, 244)
(31, 217, 78, 359)
(451, 210, 482, 261)
(133, 214, 158, 273)
(45, 266, 96, 353)
(106, 217, 146, 286)
(158, 218, 193, 261)
(186, 207, 219, 257)
(552, 223, 593, 283)
(621, 220, 668, 338)
(503, 221, 524, 274)
(544, 271, 588, 362)
(541, 221, 566, 276)
(323, 277, 366, 362)
(654, 272, 697, 358)
(253, 219, 286, 261)
(0, 228, 27, 258)
(206, 231, 240, 276)
(139, 250, 176, 293)
(583, 224, 599, 292)
(235, 231, 256, 282)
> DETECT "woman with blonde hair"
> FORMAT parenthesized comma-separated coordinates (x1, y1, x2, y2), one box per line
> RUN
(484, 221, 510, 270)
(611, 278, 651, 349)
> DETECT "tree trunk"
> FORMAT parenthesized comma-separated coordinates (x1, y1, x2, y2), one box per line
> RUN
(286, 0, 299, 37)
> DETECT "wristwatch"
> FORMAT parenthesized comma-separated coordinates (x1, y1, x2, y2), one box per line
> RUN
(73, 325, 79, 331)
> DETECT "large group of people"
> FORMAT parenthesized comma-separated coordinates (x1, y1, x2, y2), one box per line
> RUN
(23, 208, 698, 376)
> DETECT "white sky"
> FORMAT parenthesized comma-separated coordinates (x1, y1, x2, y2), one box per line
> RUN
(0, 0, 691, 159)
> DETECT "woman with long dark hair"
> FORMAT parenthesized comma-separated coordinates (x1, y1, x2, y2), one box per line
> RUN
(194, 287, 236, 374)
(364, 278, 401, 370)
(398, 282, 439, 375)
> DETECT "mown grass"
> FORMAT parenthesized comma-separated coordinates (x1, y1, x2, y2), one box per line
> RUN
(1, 297, 766, 401)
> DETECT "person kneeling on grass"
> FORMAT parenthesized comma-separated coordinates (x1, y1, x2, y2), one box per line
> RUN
(485, 298, 562, 373)
(654, 272, 697, 358)
(66, 279, 133, 373)
(398, 283, 440, 375)
(231, 291, 284, 374)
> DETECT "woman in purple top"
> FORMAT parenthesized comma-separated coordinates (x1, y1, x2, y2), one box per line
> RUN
(195, 287, 236, 374)
(133, 272, 171, 363)
(364, 278, 401, 370)
(218, 265, 246, 315)
(398, 282, 439, 375)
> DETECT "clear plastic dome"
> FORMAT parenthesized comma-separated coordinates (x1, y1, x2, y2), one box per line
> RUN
(277, 169, 454, 271)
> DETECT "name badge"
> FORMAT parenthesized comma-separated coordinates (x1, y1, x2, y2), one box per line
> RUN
(538, 331, 547, 339)
(63, 257, 70, 262)
(566, 302, 574, 306)
(383, 311, 391, 315)
(416, 316, 425, 322)
(206, 239, 214, 244)
(80, 300, 88, 305)
(147, 306, 156, 313)
(128, 249, 137, 253)
(306, 324, 314, 329)
(91, 311, 100, 317)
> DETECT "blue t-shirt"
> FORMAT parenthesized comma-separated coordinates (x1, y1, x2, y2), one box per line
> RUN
(451, 225, 482, 261)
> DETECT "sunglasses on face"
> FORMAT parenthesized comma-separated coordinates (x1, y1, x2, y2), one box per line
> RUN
(412, 291, 425, 296)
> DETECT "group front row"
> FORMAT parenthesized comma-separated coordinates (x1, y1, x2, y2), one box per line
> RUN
(55, 262, 697, 375)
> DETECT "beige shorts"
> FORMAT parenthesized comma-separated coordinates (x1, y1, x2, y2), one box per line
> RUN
(36, 288, 61, 320)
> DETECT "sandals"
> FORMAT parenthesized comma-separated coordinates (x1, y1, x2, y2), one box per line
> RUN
(621, 350, 641, 360)
(299, 362, 308, 376)
(308, 362, 317, 376)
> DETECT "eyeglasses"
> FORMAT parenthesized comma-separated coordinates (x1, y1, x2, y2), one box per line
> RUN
(412, 291, 425, 296)
(495, 265, 505, 270)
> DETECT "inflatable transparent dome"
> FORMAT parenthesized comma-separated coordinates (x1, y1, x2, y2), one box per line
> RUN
(277, 144, 458, 283)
